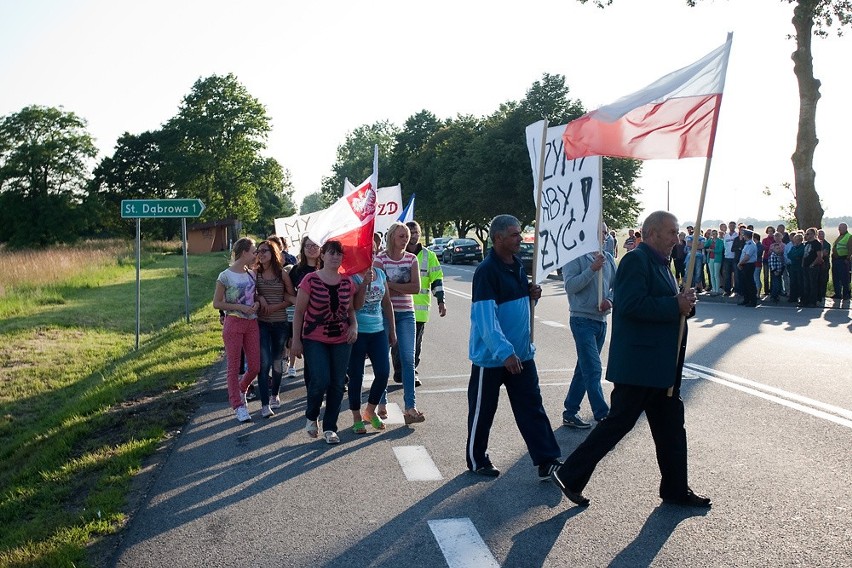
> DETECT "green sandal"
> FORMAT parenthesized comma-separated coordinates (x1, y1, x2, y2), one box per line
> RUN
(365, 414, 385, 430)
(352, 420, 367, 435)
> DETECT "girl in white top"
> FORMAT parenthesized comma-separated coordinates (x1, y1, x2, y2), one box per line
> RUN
(374, 222, 424, 424)
(212, 237, 261, 423)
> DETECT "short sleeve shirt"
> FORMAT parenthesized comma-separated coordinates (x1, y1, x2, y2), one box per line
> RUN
(217, 268, 256, 319)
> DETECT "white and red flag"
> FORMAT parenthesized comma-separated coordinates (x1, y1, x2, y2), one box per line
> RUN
(308, 146, 379, 275)
(563, 33, 732, 160)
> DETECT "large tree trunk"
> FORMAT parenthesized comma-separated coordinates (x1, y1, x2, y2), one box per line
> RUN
(790, 1, 825, 229)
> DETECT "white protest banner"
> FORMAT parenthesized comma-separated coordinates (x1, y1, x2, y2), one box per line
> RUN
(274, 185, 403, 249)
(525, 120, 602, 285)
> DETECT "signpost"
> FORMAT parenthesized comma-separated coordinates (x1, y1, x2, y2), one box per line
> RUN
(122, 199, 206, 349)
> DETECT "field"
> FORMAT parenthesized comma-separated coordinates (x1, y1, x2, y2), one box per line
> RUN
(0, 241, 228, 567)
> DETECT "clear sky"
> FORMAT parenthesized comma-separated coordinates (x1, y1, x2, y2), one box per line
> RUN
(1, 0, 849, 226)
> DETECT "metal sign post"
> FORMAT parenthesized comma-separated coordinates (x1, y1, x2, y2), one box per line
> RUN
(122, 199, 206, 349)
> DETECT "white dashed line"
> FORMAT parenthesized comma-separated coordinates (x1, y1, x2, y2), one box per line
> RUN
(393, 445, 443, 481)
(428, 518, 500, 568)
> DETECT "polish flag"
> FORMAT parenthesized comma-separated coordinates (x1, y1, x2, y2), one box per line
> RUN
(308, 146, 378, 275)
(563, 33, 732, 160)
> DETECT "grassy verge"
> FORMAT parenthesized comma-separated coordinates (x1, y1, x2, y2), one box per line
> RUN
(0, 246, 229, 567)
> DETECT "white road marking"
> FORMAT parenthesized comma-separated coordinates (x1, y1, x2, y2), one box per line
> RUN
(382, 402, 405, 425)
(444, 286, 472, 299)
(428, 518, 500, 568)
(539, 320, 566, 328)
(685, 363, 852, 429)
(393, 445, 443, 481)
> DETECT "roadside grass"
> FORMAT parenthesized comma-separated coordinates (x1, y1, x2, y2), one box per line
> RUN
(0, 245, 229, 568)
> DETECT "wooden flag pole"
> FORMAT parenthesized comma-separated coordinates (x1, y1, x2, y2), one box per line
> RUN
(530, 118, 549, 342)
(668, 154, 713, 397)
(597, 157, 605, 307)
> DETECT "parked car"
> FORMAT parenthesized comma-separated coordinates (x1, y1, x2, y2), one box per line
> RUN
(427, 237, 451, 256)
(518, 241, 534, 273)
(442, 238, 483, 264)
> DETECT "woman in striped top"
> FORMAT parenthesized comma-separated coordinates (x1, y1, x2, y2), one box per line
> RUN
(375, 222, 425, 424)
(290, 240, 358, 444)
(255, 239, 297, 418)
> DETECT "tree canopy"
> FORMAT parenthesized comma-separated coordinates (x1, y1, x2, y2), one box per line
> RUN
(0, 105, 97, 246)
(322, 73, 643, 241)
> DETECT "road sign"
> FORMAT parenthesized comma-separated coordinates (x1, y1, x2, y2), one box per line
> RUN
(121, 199, 205, 219)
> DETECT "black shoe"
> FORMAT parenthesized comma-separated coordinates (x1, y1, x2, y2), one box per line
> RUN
(414, 379, 422, 387)
(662, 488, 712, 508)
(538, 459, 562, 481)
(473, 464, 500, 478)
(392, 375, 402, 384)
(551, 466, 590, 506)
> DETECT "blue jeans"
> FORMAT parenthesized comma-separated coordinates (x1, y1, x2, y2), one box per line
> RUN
(348, 330, 390, 409)
(303, 339, 352, 433)
(388, 310, 416, 409)
(563, 317, 610, 421)
(259, 320, 289, 405)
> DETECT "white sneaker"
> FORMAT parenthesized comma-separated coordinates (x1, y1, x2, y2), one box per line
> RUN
(261, 405, 274, 419)
(269, 395, 281, 409)
(288, 366, 297, 378)
(235, 405, 252, 423)
(323, 430, 340, 444)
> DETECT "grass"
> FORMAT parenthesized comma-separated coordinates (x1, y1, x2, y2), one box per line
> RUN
(0, 241, 229, 568)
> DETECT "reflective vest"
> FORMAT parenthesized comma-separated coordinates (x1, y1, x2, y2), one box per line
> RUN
(412, 246, 445, 323)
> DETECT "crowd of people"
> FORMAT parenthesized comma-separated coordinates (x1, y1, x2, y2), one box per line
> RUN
(652, 221, 850, 307)
(212, 221, 446, 443)
(210, 212, 847, 508)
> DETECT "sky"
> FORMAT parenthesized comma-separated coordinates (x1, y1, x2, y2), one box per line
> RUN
(1, 0, 850, 226)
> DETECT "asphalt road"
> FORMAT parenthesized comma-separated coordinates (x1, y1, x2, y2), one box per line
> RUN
(110, 261, 852, 568)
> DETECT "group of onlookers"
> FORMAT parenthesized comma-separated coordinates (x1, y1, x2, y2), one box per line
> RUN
(660, 221, 851, 307)
(212, 221, 446, 443)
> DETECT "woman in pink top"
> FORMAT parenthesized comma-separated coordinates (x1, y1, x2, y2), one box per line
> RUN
(291, 240, 358, 444)
(374, 222, 425, 424)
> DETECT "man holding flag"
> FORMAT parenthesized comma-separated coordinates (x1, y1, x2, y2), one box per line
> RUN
(551, 35, 731, 507)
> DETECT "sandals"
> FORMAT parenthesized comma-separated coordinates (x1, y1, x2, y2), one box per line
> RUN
(362, 411, 386, 431)
(324, 430, 340, 444)
(403, 408, 425, 424)
(352, 420, 368, 435)
(376, 405, 388, 420)
(305, 419, 319, 438)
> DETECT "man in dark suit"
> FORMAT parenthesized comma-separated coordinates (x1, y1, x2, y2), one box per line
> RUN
(552, 210, 711, 508)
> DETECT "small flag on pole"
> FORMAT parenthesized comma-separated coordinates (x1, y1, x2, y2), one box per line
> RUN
(397, 194, 415, 223)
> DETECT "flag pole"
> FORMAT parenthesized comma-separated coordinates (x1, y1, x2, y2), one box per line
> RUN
(531, 118, 549, 342)
(598, 157, 604, 306)
(668, 32, 732, 397)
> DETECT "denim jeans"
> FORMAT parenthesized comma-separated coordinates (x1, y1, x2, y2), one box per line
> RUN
(389, 310, 417, 410)
(303, 339, 352, 433)
(709, 259, 722, 292)
(391, 321, 425, 378)
(721, 258, 736, 294)
(348, 330, 390, 409)
(769, 270, 783, 300)
(259, 320, 290, 405)
(563, 317, 610, 421)
(833, 257, 851, 297)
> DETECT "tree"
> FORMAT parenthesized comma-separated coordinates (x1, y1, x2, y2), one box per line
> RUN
(579, 0, 852, 229)
(243, 158, 296, 236)
(319, 121, 399, 206)
(300, 191, 325, 214)
(0, 105, 97, 246)
(165, 73, 271, 226)
(87, 130, 179, 239)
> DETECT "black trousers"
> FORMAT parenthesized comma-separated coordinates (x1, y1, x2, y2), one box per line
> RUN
(559, 382, 690, 499)
(466, 360, 561, 470)
(740, 263, 757, 305)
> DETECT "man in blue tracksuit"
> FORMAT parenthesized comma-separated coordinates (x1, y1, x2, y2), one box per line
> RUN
(466, 214, 562, 479)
